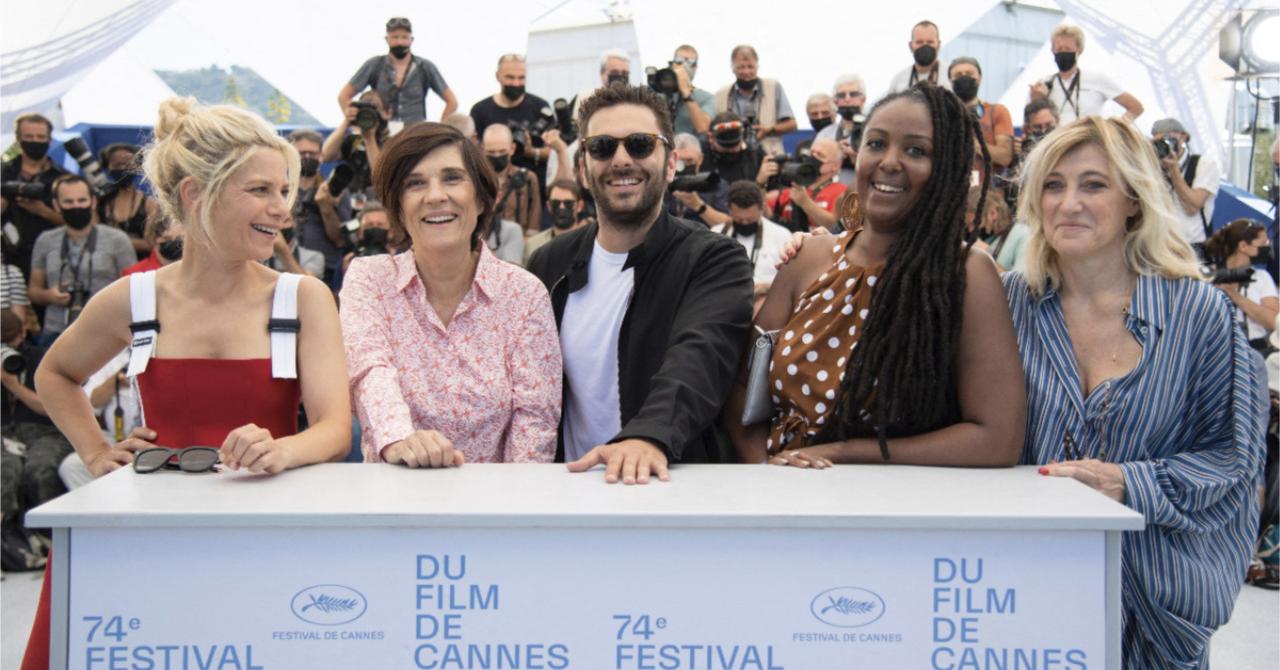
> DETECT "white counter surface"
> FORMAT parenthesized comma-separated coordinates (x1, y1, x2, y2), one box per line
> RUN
(28, 463, 1143, 531)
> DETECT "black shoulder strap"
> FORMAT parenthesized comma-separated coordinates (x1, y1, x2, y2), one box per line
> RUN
(1183, 155, 1210, 237)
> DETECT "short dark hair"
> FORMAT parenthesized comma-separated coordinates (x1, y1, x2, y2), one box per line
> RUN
(912, 20, 940, 39)
(1024, 98, 1059, 124)
(546, 179, 581, 200)
(99, 143, 140, 167)
(51, 174, 92, 201)
(386, 16, 411, 32)
(726, 180, 764, 209)
(288, 129, 325, 148)
(947, 57, 982, 78)
(13, 112, 52, 137)
(576, 84, 675, 148)
(374, 122, 499, 251)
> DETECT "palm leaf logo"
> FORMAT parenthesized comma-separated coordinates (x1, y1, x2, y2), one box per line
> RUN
(820, 596, 876, 616)
(301, 593, 359, 613)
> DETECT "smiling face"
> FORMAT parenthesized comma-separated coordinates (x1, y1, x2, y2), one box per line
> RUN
(583, 104, 675, 230)
(398, 144, 480, 255)
(854, 97, 934, 232)
(1039, 142, 1137, 261)
(206, 148, 292, 261)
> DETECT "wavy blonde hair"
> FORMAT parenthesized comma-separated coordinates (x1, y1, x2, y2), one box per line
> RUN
(142, 97, 299, 252)
(1016, 116, 1201, 296)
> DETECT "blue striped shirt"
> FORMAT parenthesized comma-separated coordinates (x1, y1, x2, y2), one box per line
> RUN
(1003, 272, 1264, 669)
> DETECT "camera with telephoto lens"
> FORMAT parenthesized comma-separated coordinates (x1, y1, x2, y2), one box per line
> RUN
(351, 101, 381, 132)
(1153, 136, 1180, 161)
(0, 182, 49, 200)
(1206, 266, 1254, 286)
(646, 63, 680, 96)
(0, 344, 25, 375)
(338, 136, 371, 193)
(552, 98, 578, 145)
(62, 137, 110, 197)
(507, 110, 556, 157)
(770, 153, 822, 188)
(669, 171, 720, 193)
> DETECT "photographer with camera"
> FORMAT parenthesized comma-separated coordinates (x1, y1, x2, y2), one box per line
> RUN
(341, 204, 395, 275)
(122, 213, 184, 276)
(470, 54, 556, 186)
(667, 133, 729, 227)
(816, 75, 868, 184)
(1204, 219, 1277, 354)
(1028, 24, 1142, 123)
(27, 175, 133, 344)
(483, 124, 543, 236)
(338, 16, 457, 130)
(667, 45, 715, 136)
(1, 113, 67, 278)
(949, 57, 1013, 174)
(525, 179, 590, 264)
(714, 46, 796, 156)
(97, 143, 158, 259)
(765, 138, 846, 232)
(886, 21, 951, 94)
(570, 49, 634, 119)
(290, 130, 353, 288)
(1149, 118, 1219, 254)
(322, 91, 388, 174)
(1015, 99, 1059, 162)
(711, 180, 790, 313)
(803, 93, 836, 151)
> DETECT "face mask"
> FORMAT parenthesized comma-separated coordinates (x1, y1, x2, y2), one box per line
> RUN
(735, 78, 758, 90)
(676, 163, 697, 177)
(501, 85, 525, 101)
(1054, 51, 1077, 72)
(913, 45, 937, 67)
(62, 206, 92, 230)
(281, 227, 296, 244)
(714, 150, 742, 166)
(550, 204, 575, 229)
(732, 221, 759, 237)
(361, 227, 389, 247)
(606, 73, 628, 87)
(21, 141, 49, 161)
(1253, 245, 1274, 267)
(952, 75, 979, 102)
(487, 155, 510, 172)
(107, 170, 133, 188)
(810, 117, 834, 133)
(389, 45, 410, 59)
(157, 238, 184, 261)
(299, 158, 319, 178)
(838, 106, 862, 121)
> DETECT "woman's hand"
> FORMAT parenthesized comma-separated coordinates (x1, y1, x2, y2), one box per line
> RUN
(220, 423, 292, 474)
(768, 445, 835, 469)
(1039, 459, 1125, 502)
(384, 430, 464, 468)
(87, 426, 159, 477)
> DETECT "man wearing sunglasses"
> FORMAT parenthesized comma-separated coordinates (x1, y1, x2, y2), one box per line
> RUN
(671, 45, 714, 136)
(527, 85, 753, 486)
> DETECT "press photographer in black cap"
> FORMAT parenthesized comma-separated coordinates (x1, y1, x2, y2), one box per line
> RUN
(338, 17, 457, 131)
(1151, 117, 1219, 255)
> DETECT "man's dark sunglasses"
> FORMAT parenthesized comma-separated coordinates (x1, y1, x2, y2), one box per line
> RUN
(133, 447, 220, 474)
(583, 134, 671, 161)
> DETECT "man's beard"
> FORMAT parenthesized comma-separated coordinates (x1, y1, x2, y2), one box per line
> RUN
(589, 165, 666, 230)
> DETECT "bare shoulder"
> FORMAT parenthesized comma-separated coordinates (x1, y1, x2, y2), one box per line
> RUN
(296, 274, 338, 317)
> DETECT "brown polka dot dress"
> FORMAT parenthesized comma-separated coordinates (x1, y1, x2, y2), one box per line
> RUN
(766, 229, 883, 454)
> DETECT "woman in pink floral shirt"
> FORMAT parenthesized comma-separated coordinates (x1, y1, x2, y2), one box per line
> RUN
(340, 123, 561, 466)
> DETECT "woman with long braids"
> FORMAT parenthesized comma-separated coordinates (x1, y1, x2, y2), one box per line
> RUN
(727, 83, 1026, 466)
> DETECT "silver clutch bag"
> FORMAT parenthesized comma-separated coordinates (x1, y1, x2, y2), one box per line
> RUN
(741, 326, 778, 426)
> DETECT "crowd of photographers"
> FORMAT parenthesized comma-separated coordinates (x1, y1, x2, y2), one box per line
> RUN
(0, 14, 1276, 571)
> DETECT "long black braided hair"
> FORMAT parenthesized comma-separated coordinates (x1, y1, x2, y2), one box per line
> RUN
(816, 83, 991, 456)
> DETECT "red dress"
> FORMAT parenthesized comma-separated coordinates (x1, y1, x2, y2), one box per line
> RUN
(22, 358, 300, 668)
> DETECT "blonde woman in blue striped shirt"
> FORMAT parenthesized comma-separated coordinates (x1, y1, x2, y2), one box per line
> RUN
(1004, 116, 1264, 668)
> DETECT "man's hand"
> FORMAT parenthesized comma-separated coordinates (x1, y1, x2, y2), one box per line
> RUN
(13, 197, 39, 213)
(220, 423, 293, 474)
(383, 430, 464, 469)
(755, 125, 773, 141)
(344, 105, 359, 124)
(837, 139, 856, 162)
(756, 159, 779, 185)
(789, 184, 813, 207)
(1029, 82, 1049, 101)
(567, 438, 670, 484)
(48, 288, 72, 307)
(674, 64, 693, 98)
(671, 190, 702, 210)
(541, 129, 567, 152)
(313, 183, 337, 208)
(1159, 152, 1179, 177)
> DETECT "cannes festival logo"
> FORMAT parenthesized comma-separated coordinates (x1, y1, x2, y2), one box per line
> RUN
(290, 584, 368, 626)
(810, 587, 885, 628)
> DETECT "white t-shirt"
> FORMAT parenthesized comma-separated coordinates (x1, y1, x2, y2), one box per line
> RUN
(714, 218, 791, 286)
(1173, 151, 1220, 244)
(885, 62, 951, 97)
(1240, 268, 1278, 341)
(560, 241, 634, 461)
(1041, 69, 1124, 123)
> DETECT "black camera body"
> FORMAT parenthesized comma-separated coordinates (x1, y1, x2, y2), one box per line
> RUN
(0, 344, 25, 375)
(770, 153, 822, 188)
(1208, 266, 1254, 286)
(63, 137, 110, 197)
(836, 114, 867, 153)
(646, 63, 680, 96)
(669, 172, 720, 193)
(507, 110, 556, 157)
(1153, 136, 1180, 161)
(0, 182, 49, 200)
(351, 101, 382, 132)
(60, 279, 90, 325)
(552, 98, 578, 145)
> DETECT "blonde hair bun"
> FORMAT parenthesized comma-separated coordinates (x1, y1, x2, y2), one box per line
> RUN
(153, 96, 196, 141)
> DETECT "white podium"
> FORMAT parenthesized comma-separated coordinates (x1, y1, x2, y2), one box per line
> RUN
(28, 463, 1143, 670)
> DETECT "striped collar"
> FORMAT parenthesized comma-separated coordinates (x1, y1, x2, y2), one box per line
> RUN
(1034, 272, 1167, 334)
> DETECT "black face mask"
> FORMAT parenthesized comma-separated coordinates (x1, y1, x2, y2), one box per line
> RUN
(389, 45, 410, 59)
(157, 238, 184, 261)
(714, 150, 743, 167)
(281, 227, 296, 244)
(21, 141, 49, 161)
(62, 207, 92, 230)
(952, 76, 979, 102)
(299, 158, 320, 178)
(838, 106, 862, 121)
(606, 73, 628, 87)
(736, 78, 758, 90)
(501, 85, 525, 101)
(1253, 245, 1274, 267)
(107, 170, 133, 188)
(549, 204, 575, 229)
(676, 163, 697, 177)
(732, 221, 760, 237)
(913, 45, 937, 67)
(1054, 51, 1077, 73)
(810, 117, 834, 133)
(361, 228, 389, 247)
(487, 155, 510, 172)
